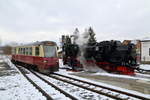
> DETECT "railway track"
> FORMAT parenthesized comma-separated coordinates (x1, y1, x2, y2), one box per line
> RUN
(16, 64, 150, 100)
(16, 65, 78, 100)
(16, 65, 53, 100)
(49, 73, 150, 100)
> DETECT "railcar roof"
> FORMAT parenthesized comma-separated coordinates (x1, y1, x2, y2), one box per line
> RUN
(12, 41, 57, 47)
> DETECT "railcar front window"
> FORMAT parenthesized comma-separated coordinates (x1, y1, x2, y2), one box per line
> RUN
(44, 46, 57, 57)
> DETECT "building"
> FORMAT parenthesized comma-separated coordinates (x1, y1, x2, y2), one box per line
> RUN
(141, 40, 150, 64)
(122, 40, 141, 63)
(122, 40, 131, 45)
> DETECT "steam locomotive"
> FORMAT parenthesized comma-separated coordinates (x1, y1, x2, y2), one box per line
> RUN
(84, 41, 137, 75)
(62, 35, 82, 70)
(62, 35, 137, 75)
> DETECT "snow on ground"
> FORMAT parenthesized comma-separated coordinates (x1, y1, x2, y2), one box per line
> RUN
(92, 72, 150, 81)
(140, 64, 150, 70)
(56, 69, 150, 98)
(1, 56, 150, 100)
(37, 72, 114, 100)
(0, 74, 45, 100)
(58, 59, 150, 89)
(22, 68, 71, 100)
(57, 59, 150, 98)
(0, 55, 45, 100)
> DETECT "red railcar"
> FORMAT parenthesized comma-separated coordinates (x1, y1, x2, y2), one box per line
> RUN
(11, 41, 59, 73)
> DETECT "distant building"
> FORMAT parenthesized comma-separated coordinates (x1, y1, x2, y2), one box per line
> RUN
(141, 40, 150, 64)
(122, 40, 141, 63)
(122, 40, 131, 45)
(0, 45, 12, 55)
(0, 47, 4, 54)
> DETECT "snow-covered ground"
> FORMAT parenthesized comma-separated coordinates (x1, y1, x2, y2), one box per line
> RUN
(58, 59, 150, 98)
(37, 72, 113, 100)
(140, 64, 150, 70)
(1, 56, 150, 100)
(0, 56, 114, 100)
(0, 56, 45, 100)
(56, 69, 150, 98)
(0, 74, 45, 100)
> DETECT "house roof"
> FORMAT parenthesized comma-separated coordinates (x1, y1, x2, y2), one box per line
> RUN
(140, 40, 150, 42)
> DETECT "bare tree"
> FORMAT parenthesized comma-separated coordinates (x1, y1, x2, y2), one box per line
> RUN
(2, 45, 12, 55)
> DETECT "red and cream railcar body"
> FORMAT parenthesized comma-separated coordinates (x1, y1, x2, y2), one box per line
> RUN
(11, 41, 59, 73)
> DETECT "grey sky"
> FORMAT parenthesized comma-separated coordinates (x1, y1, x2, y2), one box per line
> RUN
(0, 0, 150, 45)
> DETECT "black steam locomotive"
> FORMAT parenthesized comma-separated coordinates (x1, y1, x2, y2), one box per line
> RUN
(84, 41, 137, 75)
(62, 34, 138, 75)
(62, 35, 82, 70)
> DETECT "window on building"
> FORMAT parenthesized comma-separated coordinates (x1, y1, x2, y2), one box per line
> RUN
(35, 47, 39, 56)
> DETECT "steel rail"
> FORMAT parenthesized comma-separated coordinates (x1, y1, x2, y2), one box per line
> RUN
(30, 70, 78, 100)
(53, 73, 150, 100)
(16, 65, 54, 100)
(49, 74, 126, 100)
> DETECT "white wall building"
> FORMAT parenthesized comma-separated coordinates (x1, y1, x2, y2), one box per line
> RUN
(141, 40, 150, 63)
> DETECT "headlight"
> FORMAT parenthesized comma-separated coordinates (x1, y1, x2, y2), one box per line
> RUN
(43, 60, 48, 63)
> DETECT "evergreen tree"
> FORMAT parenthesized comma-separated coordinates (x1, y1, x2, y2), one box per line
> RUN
(72, 28, 79, 44)
(87, 27, 96, 44)
(73, 28, 79, 36)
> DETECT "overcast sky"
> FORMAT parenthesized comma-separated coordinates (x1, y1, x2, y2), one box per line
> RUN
(0, 0, 150, 45)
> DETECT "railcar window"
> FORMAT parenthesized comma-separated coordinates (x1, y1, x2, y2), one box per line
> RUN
(149, 48, 150, 56)
(21, 48, 23, 54)
(22, 48, 23, 54)
(14, 48, 16, 54)
(18, 48, 20, 54)
(25, 48, 28, 55)
(29, 47, 32, 55)
(19, 48, 21, 54)
(20, 48, 22, 54)
(23, 48, 25, 55)
(35, 47, 39, 56)
(44, 46, 57, 57)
